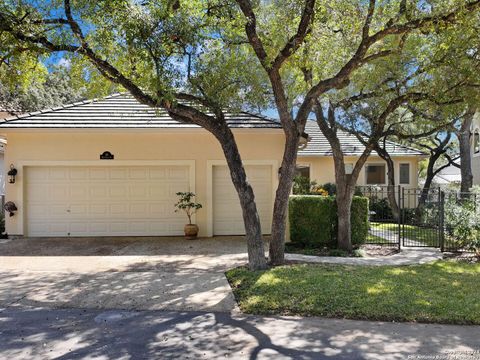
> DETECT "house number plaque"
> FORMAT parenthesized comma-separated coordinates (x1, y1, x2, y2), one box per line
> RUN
(100, 151, 114, 160)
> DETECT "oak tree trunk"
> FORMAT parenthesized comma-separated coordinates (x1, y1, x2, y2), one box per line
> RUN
(418, 169, 434, 210)
(217, 128, 267, 270)
(458, 108, 475, 195)
(269, 132, 299, 265)
(375, 146, 400, 220)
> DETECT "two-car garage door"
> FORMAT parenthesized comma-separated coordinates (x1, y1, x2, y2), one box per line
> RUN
(25, 166, 190, 237)
(24, 164, 274, 237)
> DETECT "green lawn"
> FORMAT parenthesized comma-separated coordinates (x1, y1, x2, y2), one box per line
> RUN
(226, 261, 480, 324)
(370, 222, 438, 245)
(366, 232, 393, 244)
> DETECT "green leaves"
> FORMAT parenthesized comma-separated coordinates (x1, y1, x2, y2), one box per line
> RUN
(174, 192, 202, 224)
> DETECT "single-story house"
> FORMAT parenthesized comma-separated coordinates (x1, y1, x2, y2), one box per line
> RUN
(0, 93, 423, 238)
(428, 159, 461, 187)
(297, 121, 423, 189)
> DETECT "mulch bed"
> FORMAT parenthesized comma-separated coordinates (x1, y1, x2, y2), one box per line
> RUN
(443, 252, 479, 263)
(284, 243, 399, 258)
(360, 244, 399, 257)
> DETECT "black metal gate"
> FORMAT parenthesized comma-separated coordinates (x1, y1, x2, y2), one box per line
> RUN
(400, 188, 443, 248)
(357, 186, 443, 249)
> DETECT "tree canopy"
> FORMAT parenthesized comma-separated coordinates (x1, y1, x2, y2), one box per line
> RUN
(1, 0, 480, 261)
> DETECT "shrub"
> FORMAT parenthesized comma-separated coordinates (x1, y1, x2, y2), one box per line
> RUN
(289, 195, 369, 248)
(321, 183, 336, 195)
(292, 176, 317, 195)
(289, 195, 336, 247)
(310, 185, 329, 196)
(444, 196, 480, 254)
(349, 196, 369, 246)
(369, 198, 393, 221)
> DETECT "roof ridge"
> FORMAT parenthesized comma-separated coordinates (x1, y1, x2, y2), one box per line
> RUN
(0, 93, 124, 122)
(239, 110, 280, 125)
(383, 139, 424, 154)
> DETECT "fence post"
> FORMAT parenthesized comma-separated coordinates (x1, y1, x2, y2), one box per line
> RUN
(397, 186, 401, 251)
(439, 189, 445, 252)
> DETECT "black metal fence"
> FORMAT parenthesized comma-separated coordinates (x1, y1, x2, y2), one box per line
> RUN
(400, 188, 442, 248)
(356, 186, 400, 248)
(357, 186, 476, 253)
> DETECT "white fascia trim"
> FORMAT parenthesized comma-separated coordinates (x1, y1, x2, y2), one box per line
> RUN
(0, 128, 283, 135)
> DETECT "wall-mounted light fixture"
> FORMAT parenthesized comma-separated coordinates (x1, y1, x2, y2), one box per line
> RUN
(7, 164, 17, 184)
(4, 201, 17, 217)
(298, 132, 310, 150)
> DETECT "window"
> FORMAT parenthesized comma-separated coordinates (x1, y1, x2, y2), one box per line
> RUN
(399, 163, 410, 184)
(474, 130, 480, 154)
(365, 164, 386, 185)
(295, 165, 310, 180)
(344, 163, 353, 175)
(345, 163, 354, 183)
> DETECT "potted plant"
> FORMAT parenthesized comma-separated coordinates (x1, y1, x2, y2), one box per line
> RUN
(174, 192, 202, 239)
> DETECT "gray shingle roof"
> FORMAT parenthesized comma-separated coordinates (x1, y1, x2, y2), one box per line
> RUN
(0, 93, 282, 129)
(299, 121, 424, 157)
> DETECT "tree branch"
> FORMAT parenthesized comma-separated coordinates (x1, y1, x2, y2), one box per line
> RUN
(296, 0, 480, 123)
(270, 0, 315, 71)
(235, 0, 269, 68)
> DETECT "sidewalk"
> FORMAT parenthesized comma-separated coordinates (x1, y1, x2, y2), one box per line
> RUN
(286, 247, 443, 266)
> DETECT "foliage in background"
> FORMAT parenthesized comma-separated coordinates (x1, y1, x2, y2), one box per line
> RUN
(289, 195, 368, 249)
(369, 198, 394, 221)
(320, 183, 337, 196)
(292, 178, 351, 197)
(0, 66, 86, 113)
(292, 176, 315, 195)
(444, 193, 480, 255)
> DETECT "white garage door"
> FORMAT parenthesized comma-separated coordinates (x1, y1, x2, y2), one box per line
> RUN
(213, 165, 273, 235)
(25, 166, 191, 237)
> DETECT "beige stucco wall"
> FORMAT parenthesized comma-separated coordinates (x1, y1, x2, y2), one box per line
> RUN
(2, 129, 285, 236)
(3, 129, 422, 237)
(471, 112, 480, 185)
(297, 155, 419, 189)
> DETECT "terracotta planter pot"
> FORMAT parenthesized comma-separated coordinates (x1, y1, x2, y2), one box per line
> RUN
(184, 224, 199, 240)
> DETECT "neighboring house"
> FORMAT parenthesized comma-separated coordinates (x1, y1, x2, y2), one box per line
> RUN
(429, 159, 461, 187)
(471, 112, 480, 185)
(297, 121, 423, 189)
(0, 94, 423, 238)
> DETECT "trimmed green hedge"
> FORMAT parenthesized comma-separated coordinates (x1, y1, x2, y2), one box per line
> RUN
(289, 195, 369, 248)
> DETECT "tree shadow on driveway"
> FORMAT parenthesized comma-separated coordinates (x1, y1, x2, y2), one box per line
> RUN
(0, 255, 239, 312)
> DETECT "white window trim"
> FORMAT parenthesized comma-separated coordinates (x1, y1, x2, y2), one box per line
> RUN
(365, 163, 387, 185)
(344, 163, 354, 175)
(295, 162, 312, 180)
(399, 162, 410, 185)
(473, 128, 480, 157)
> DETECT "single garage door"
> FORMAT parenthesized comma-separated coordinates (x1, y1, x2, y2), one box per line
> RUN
(213, 165, 273, 235)
(25, 166, 191, 237)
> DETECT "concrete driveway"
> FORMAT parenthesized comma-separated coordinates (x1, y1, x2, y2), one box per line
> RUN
(0, 236, 252, 312)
